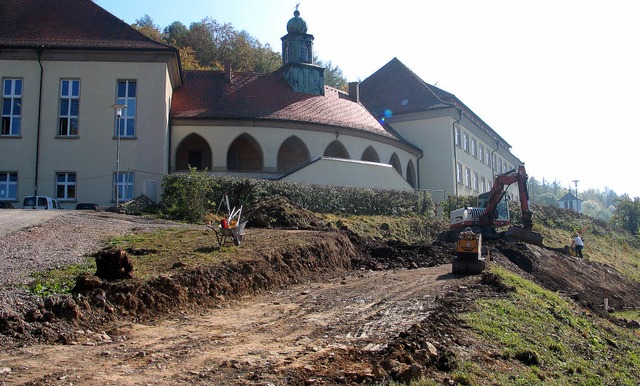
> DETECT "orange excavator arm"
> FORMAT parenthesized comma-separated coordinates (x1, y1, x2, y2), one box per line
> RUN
(481, 165, 534, 229)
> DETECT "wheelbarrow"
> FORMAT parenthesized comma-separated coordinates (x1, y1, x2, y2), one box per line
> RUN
(208, 220, 247, 246)
(207, 193, 247, 246)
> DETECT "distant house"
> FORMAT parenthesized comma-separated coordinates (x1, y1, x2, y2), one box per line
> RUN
(558, 192, 582, 213)
(1, 0, 525, 208)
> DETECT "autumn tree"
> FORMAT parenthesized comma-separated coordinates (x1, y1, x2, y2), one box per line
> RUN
(132, 15, 164, 43)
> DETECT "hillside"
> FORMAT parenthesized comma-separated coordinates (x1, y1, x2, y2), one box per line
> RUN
(0, 200, 639, 385)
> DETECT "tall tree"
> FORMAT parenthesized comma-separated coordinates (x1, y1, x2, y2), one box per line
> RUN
(132, 15, 164, 43)
(315, 57, 348, 90)
(164, 21, 190, 47)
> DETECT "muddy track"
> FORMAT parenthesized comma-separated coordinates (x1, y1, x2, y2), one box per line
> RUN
(0, 265, 478, 385)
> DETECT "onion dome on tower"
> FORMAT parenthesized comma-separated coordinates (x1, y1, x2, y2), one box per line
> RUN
(277, 6, 325, 95)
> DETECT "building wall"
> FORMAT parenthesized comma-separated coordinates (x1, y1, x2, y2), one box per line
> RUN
(282, 158, 413, 190)
(386, 109, 524, 202)
(171, 123, 418, 186)
(0, 58, 172, 207)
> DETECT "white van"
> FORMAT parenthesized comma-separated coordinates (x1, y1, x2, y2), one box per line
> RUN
(22, 196, 63, 210)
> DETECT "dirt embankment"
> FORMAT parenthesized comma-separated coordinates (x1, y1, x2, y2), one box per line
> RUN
(1, 198, 640, 385)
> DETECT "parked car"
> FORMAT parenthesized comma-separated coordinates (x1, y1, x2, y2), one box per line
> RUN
(22, 196, 63, 210)
(0, 202, 15, 209)
(75, 203, 99, 211)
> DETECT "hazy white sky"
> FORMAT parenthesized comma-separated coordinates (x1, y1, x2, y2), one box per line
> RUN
(96, 0, 640, 198)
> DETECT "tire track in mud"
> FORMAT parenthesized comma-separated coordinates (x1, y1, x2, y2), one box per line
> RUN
(0, 265, 474, 385)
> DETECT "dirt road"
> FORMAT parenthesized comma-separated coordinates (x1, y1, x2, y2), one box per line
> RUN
(0, 264, 474, 385)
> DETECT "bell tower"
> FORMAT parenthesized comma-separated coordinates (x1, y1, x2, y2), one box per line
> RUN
(277, 6, 325, 95)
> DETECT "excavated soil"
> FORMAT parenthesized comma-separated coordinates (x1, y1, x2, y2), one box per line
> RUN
(1, 199, 640, 385)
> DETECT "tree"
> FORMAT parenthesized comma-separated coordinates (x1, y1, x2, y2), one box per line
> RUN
(132, 15, 164, 43)
(611, 195, 640, 236)
(164, 21, 190, 47)
(315, 57, 348, 90)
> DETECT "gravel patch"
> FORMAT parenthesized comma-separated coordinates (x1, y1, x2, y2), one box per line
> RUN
(0, 211, 191, 288)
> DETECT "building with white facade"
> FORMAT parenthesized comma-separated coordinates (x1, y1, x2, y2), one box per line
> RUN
(1, 0, 524, 209)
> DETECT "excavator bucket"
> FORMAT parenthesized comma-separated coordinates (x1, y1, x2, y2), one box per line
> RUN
(504, 226, 544, 246)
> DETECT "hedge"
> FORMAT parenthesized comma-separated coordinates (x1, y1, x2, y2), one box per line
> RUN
(160, 169, 434, 223)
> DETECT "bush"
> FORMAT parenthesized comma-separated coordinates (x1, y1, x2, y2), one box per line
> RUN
(160, 173, 434, 223)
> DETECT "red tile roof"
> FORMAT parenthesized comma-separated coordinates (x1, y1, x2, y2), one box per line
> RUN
(171, 70, 402, 140)
(0, 0, 174, 51)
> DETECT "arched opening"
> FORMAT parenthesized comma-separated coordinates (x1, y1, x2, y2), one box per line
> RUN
(389, 153, 402, 174)
(361, 146, 380, 163)
(227, 133, 263, 171)
(323, 140, 349, 159)
(278, 136, 310, 172)
(406, 160, 416, 188)
(175, 133, 212, 171)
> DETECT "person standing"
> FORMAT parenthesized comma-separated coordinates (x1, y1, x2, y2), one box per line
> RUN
(571, 233, 584, 258)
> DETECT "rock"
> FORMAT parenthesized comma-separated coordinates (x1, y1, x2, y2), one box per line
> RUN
(0, 367, 12, 375)
(396, 364, 423, 384)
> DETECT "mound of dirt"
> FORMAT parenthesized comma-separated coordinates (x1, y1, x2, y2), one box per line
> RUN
(492, 239, 640, 318)
(248, 196, 328, 230)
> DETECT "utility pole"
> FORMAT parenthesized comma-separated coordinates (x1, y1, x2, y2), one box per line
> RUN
(572, 180, 579, 197)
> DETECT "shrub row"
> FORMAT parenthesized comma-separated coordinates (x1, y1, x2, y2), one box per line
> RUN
(160, 169, 434, 223)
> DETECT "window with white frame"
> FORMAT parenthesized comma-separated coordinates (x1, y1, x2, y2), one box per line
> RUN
(2, 78, 22, 136)
(471, 138, 477, 158)
(481, 176, 486, 193)
(463, 133, 469, 153)
(485, 149, 491, 166)
(114, 172, 134, 201)
(56, 172, 76, 200)
(116, 80, 136, 137)
(465, 167, 471, 187)
(479, 144, 484, 162)
(58, 79, 80, 136)
(0, 172, 17, 200)
(454, 126, 461, 147)
(456, 162, 463, 183)
(473, 172, 479, 191)
(492, 154, 497, 171)
(498, 158, 503, 173)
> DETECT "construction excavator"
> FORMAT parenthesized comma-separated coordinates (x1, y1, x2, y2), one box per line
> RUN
(446, 165, 544, 274)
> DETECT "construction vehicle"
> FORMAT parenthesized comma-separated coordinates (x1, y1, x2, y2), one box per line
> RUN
(446, 165, 544, 246)
(452, 228, 488, 274)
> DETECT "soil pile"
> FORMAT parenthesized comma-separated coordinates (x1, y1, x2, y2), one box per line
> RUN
(248, 196, 328, 230)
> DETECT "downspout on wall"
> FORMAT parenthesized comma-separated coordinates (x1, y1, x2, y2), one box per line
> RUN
(34, 46, 44, 196)
(451, 109, 462, 198)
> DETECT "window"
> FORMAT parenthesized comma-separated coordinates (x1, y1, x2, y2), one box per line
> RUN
(2, 78, 22, 136)
(492, 154, 497, 171)
(454, 126, 461, 147)
(463, 133, 469, 153)
(301, 43, 309, 63)
(116, 80, 136, 137)
(56, 172, 76, 200)
(0, 172, 17, 200)
(479, 144, 484, 162)
(456, 162, 463, 183)
(465, 167, 472, 187)
(114, 172, 134, 201)
(498, 158, 503, 173)
(485, 149, 491, 166)
(471, 138, 477, 158)
(481, 177, 486, 193)
(473, 172, 479, 191)
(58, 79, 80, 136)
(283, 44, 289, 63)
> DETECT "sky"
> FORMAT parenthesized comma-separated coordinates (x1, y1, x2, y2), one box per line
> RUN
(95, 0, 640, 198)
